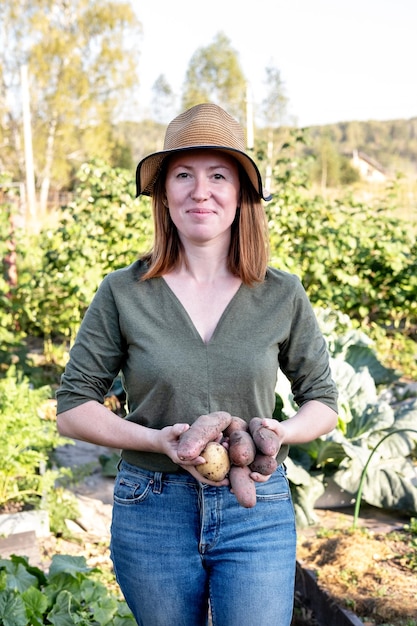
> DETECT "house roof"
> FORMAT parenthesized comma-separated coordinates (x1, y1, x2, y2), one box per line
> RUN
(353, 150, 388, 175)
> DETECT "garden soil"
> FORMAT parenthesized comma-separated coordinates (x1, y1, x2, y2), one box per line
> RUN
(39, 439, 416, 626)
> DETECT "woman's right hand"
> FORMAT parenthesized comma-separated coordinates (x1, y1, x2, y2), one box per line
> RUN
(156, 423, 195, 464)
(157, 424, 229, 486)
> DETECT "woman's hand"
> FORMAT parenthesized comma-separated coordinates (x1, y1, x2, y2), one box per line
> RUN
(156, 423, 194, 463)
(156, 423, 230, 486)
(179, 463, 230, 487)
(249, 470, 273, 483)
(255, 417, 286, 444)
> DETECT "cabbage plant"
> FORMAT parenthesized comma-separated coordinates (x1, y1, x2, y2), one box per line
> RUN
(280, 309, 417, 526)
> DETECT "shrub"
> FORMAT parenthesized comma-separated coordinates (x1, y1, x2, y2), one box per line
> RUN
(0, 368, 66, 513)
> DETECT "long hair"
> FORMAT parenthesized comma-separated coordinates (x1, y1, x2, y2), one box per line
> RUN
(140, 160, 270, 285)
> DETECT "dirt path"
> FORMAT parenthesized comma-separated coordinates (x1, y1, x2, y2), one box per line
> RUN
(53, 439, 116, 535)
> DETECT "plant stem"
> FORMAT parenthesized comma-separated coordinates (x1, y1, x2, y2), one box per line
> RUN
(352, 428, 417, 529)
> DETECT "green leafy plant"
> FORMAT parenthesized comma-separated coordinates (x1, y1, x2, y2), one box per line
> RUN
(0, 554, 135, 625)
(13, 159, 153, 342)
(0, 368, 68, 512)
(0, 186, 27, 371)
(266, 138, 417, 333)
(353, 429, 417, 528)
(280, 309, 417, 526)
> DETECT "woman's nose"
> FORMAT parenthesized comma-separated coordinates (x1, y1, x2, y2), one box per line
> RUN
(190, 175, 210, 202)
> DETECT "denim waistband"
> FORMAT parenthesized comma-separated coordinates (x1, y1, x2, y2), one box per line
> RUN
(117, 458, 197, 482)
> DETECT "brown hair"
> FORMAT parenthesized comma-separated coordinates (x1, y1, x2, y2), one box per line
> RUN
(139, 160, 270, 286)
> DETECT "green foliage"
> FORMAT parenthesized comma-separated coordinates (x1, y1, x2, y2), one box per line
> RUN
(353, 427, 417, 529)
(0, 0, 141, 188)
(0, 368, 67, 511)
(281, 310, 417, 527)
(0, 185, 27, 369)
(306, 117, 417, 177)
(46, 486, 80, 539)
(266, 137, 417, 332)
(308, 134, 360, 186)
(14, 160, 153, 340)
(0, 554, 135, 625)
(181, 32, 247, 122)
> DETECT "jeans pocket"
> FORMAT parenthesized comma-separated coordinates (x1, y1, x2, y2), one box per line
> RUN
(256, 466, 291, 502)
(113, 470, 153, 504)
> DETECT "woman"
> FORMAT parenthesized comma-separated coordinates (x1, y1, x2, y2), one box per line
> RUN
(56, 103, 338, 626)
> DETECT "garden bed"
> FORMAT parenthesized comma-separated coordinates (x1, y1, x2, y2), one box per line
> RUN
(5, 441, 414, 626)
(296, 507, 416, 625)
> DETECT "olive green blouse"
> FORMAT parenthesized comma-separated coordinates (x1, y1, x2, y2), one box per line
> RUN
(56, 260, 338, 472)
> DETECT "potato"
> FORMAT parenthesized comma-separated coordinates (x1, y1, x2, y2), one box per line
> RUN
(249, 417, 281, 457)
(249, 453, 278, 476)
(196, 442, 231, 481)
(228, 430, 256, 467)
(229, 465, 257, 508)
(224, 415, 249, 436)
(177, 411, 232, 461)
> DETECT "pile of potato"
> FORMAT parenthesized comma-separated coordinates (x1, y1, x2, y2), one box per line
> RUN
(177, 411, 280, 508)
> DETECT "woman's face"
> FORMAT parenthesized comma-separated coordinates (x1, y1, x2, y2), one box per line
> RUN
(164, 149, 240, 246)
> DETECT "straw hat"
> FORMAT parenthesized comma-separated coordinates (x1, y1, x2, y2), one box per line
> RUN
(136, 103, 271, 201)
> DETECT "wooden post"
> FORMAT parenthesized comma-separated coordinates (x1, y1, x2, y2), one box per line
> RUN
(245, 83, 254, 151)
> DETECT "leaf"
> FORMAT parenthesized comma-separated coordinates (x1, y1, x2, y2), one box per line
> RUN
(113, 601, 136, 620)
(374, 428, 417, 458)
(8, 556, 46, 587)
(2, 562, 38, 593)
(92, 596, 119, 624)
(46, 590, 80, 626)
(316, 440, 346, 467)
(0, 589, 28, 626)
(112, 613, 136, 625)
(22, 586, 49, 625)
(343, 338, 399, 385)
(346, 400, 395, 440)
(331, 357, 378, 419)
(48, 555, 90, 580)
(284, 457, 314, 486)
(285, 458, 325, 527)
(394, 398, 417, 429)
(334, 454, 417, 513)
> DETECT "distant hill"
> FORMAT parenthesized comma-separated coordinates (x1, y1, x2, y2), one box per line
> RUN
(304, 117, 417, 176)
(117, 116, 417, 178)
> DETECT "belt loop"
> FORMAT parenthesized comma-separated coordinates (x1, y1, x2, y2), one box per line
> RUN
(152, 471, 163, 494)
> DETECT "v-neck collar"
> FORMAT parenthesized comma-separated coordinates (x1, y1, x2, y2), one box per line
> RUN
(159, 276, 244, 345)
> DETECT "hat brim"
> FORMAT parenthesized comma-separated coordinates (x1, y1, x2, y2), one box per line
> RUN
(136, 146, 272, 202)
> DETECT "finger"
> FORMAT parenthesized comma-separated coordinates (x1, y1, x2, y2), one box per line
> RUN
(180, 464, 230, 487)
(172, 422, 190, 436)
(260, 418, 281, 435)
(249, 471, 271, 483)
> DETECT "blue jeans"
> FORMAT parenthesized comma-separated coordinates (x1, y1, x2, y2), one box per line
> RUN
(110, 461, 296, 626)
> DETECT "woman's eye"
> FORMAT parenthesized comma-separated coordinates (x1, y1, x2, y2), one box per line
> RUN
(176, 172, 189, 179)
(213, 173, 225, 180)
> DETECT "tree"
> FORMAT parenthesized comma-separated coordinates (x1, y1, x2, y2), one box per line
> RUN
(181, 32, 247, 123)
(314, 135, 341, 189)
(151, 74, 177, 124)
(260, 63, 288, 129)
(260, 63, 290, 192)
(0, 0, 142, 213)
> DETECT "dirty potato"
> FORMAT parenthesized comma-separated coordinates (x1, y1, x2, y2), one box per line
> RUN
(196, 442, 230, 481)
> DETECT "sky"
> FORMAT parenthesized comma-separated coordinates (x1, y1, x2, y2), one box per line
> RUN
(133, 0, 417, 127)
